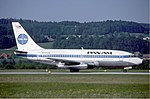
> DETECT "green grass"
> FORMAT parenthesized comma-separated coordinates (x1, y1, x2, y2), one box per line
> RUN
(0, 49, 14, 54)
(38, 42, 53, 49)
(0, 41, 53, 54)
(0, 74, 149, 98)
(0, 82, 148, 98)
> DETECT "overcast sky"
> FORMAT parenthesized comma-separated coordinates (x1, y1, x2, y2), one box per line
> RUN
(0, 0, 149, 23)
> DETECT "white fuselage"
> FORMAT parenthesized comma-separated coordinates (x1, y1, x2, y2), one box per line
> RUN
(16, 49, 143, 68)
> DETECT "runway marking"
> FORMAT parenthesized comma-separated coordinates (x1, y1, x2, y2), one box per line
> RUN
(0, 72, 149, 75)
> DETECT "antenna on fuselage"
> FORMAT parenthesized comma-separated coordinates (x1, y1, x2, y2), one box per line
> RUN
(81, 47, 84, 50)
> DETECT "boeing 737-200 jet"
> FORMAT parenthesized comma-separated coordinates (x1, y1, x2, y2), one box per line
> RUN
(12, 22, 143, 72)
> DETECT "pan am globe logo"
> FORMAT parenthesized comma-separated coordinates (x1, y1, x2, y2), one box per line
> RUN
(17, 34, 28, 45)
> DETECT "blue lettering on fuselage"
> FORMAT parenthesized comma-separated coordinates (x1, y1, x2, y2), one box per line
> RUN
(87, 51, 112, 54)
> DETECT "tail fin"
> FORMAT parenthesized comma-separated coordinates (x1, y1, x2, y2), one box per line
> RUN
(12, 22, 43, 51)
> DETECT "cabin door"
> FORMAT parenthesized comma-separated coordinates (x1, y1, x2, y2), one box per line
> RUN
(37, 53, 41, 60)
(119, 56, 123, 61)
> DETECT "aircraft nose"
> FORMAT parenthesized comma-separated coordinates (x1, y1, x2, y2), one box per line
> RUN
(136, 58, 143, 65)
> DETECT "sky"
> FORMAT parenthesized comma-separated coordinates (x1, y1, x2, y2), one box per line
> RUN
(0, 0, 149, 23)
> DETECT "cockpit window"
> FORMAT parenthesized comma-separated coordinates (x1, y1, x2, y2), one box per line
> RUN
(129, 54, 143, 59)
(129, 55, 136, 57)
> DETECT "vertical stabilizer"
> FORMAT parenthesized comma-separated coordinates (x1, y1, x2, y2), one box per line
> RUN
(12, 22, 43, 51)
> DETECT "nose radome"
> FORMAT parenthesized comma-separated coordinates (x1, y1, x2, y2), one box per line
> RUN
(136, 58, 143, 65)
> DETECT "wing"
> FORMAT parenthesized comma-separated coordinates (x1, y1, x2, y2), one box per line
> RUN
(47, 57, 80, 65)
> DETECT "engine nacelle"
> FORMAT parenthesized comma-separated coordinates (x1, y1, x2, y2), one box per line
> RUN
(57, 62, 97, 70)
(57, 63, 88, 70)
(88, 62, 100, 66)
(124, 66, 132, 70)
(75, 64, 88, 69)
(57, 62, 65, 67)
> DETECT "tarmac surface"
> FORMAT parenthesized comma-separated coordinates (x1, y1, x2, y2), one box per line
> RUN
(0, 72, 149, 75)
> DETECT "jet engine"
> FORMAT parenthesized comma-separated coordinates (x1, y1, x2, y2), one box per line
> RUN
(57, 62, 97, 72)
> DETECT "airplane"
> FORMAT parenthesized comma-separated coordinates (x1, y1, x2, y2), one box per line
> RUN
(12, 22, 143, 72)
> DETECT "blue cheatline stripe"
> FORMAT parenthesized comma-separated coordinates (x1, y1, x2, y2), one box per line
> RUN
(16, 54, 133, 58)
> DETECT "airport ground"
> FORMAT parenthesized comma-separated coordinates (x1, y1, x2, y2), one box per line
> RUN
(0, 69, 149, 98)
(0, 69, 149, 72)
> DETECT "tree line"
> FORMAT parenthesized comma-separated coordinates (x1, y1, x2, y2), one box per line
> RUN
(53, 34, 149, 54)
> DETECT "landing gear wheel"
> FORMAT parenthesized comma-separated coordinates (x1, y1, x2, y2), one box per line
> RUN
(123, 69, 127, 72)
